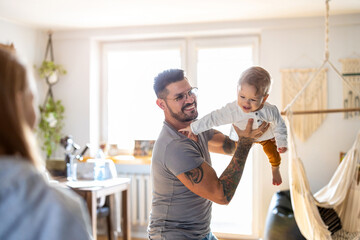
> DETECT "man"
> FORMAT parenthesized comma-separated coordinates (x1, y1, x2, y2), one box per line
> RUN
(148, 69, 269, 240)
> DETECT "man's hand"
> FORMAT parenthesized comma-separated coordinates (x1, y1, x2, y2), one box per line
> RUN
(232, 118, 270, 142)
(218, 118, 269, 202)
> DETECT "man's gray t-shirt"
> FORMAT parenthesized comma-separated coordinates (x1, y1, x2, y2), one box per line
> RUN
(148, 121, 214, 240)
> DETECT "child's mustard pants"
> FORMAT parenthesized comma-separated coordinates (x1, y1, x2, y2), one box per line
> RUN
(257, 139, 281, 167)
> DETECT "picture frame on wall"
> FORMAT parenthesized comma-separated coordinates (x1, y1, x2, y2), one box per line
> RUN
(133, 140, 155, 157)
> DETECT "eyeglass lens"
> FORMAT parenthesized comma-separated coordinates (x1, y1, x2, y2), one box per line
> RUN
(176, 87, 198, 101)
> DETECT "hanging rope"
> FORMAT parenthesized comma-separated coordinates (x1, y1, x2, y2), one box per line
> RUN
(325, 0, 330, 61)
(42, 31, 55, 109)
(44, 30, 54, 62)
(283, 0, 360, 115)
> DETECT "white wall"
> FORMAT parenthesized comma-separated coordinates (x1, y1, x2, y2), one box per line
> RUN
(51, 38, 91, 150)
(0, 19, 44, 63)
(3, 14, 360, 238)
(0, 19, 46, 100)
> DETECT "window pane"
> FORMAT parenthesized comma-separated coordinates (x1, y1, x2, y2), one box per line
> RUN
(196, 46, 254, 235)
(107, 49, 181, 149)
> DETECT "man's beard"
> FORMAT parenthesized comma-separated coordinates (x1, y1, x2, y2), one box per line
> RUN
(166, 101, 198, 123)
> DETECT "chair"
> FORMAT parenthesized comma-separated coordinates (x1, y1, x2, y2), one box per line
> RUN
(97, 197, 113, 240)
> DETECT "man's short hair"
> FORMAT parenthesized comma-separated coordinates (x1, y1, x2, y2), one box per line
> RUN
(153, 69, 185, 98)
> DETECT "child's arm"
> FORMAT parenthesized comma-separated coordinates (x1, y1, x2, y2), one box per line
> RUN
(190, 101, 239, 135)
(268, 105, 287, 152)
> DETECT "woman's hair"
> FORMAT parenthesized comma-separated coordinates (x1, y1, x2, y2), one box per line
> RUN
(0, 47, 41, 167)
(238, 66, 272, 96)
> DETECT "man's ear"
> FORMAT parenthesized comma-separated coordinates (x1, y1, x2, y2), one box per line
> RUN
(156, 99, 166, 110)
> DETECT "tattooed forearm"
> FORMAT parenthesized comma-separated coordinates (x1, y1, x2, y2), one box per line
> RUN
(185, 166, 204, 184)
(222, 136, 236, 155)
(219, 137, 253, 202)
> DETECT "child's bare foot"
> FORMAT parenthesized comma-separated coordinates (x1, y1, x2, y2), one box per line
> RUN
(272, 166, 282, 185)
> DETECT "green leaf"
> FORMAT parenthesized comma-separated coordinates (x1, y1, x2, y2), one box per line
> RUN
(36, 60, 67, 79)
(36, 95, 65, 159)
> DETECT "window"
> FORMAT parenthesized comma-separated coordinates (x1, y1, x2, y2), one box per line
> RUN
(101, 36, 259, 237)
(102, 40, 184, 150)
(189, 37, 259, 238)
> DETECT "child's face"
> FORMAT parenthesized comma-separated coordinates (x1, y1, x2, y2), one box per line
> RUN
(237, 83, 268, 113)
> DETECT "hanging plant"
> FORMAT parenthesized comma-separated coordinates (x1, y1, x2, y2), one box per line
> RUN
(38, 60, 67, 85)
(36, 32, 67, 160)
(38, 97, 65, 159)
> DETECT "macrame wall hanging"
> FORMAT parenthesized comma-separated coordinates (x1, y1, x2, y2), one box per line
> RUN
(281, 68, 328, 142)
(339, 58, 360, 119)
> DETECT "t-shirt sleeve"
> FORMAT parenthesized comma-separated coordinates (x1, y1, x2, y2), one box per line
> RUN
(165, 138, 205, 176)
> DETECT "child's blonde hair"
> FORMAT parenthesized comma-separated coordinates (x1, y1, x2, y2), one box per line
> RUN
(237, 66, 272, 96)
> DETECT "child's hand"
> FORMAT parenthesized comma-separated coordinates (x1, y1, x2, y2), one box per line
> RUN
(278, 147, 287, 153)
(178, 126, 194, 138)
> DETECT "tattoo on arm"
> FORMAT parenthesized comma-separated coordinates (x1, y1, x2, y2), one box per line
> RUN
(223, 136, 236, 154)
(185, 166, 204, 185)
(212, 130, 222, 140)
(220, 137, 253, 202)
(210, 130, 236, 154)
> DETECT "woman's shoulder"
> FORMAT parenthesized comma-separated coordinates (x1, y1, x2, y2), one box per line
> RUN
(0, 155, 85, 212)
(0, 155, 92, 240)
(0, 156, 39, 185)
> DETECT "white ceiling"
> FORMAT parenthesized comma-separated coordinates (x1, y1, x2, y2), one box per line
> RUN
(0, 0, 360, 31)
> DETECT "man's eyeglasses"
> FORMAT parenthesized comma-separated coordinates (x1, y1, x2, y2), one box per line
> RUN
(165, 87, 198, 102)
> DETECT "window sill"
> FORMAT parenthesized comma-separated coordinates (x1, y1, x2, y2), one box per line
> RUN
(109, 155, 151, 165)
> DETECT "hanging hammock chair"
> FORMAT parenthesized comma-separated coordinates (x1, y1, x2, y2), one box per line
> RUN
(284, 60, 360, 239)
(282, 1, 360, 239)
(286, 115, 360, 239)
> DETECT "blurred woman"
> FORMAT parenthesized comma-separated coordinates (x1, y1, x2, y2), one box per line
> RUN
(0, 45, 93, 240)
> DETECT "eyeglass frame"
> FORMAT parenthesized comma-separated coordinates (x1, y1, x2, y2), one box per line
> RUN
(163, 87, 198, 102)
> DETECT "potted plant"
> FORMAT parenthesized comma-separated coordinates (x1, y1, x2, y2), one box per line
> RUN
(38, 96, 65, 159)
(38, 60, 67, 85)
(36, 34, 67, 159)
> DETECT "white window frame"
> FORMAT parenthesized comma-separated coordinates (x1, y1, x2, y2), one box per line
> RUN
(101, 39, 186, 148)
(100, 35, 261, 238)
(186, 36, 261, 239)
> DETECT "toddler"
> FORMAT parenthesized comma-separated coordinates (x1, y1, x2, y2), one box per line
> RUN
(182, 66, 287, 185)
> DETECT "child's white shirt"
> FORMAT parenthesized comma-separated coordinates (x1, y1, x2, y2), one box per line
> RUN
(191, 101, 287, 148)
